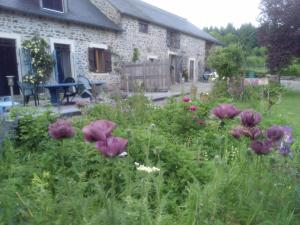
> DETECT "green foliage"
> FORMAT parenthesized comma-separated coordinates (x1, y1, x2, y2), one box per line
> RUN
(132, 48, 140, 63)
(22, 36, 54, 84)
(1, 93, 300, 224)
(205, 23, 268, 75)
(208, 44, 244, 78)
(16, 111, 56, 150)
(280, 58, 300, 77)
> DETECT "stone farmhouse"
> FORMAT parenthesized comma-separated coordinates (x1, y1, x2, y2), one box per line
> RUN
(0, 0, 220, 96)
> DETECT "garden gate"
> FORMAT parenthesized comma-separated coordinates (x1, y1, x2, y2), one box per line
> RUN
(121, 60, 171, 92)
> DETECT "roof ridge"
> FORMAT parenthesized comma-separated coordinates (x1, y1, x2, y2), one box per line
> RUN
(134, 0, 188, 21)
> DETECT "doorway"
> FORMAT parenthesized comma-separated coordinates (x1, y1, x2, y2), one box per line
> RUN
(189, 59, 195, 81)
(54, 43, 72, 83)
(0, 38, 19, 96)
(169, 54, 176, 85)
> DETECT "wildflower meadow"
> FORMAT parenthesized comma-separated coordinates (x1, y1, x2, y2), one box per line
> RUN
(0, 90, 300, 225)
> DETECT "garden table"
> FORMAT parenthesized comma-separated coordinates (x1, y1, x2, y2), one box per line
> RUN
(42, 83, 81, 105)
(42, 81, 106, 105)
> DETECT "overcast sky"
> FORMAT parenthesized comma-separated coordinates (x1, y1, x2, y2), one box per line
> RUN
(142, 0, 261, 29)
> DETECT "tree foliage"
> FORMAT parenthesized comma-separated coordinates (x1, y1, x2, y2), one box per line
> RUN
(258, 0, 300, 73)
(205, 23, 267, 74)
(208, 44, 244, 78)
(204, 23, 258, 51)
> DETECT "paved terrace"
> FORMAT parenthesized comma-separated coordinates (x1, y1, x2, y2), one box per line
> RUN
(1, 82, 212, 117)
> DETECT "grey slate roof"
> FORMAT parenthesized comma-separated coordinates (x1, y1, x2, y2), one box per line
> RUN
(108, 0, 221, 44)
(0, 0, 121, 31)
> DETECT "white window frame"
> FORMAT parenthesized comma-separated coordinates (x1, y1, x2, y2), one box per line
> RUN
(147, 55, 158, 61)
(50, 38, 75, 81)
(0, 32, 22, 82)
(168, 51, 178, 56)
(40, 0, 65, 13)
(188, 58, 196, 82)
(89, 43, 108, 50)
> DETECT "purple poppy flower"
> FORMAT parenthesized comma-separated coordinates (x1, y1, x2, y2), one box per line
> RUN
(240, 110, 262, 127)
(281, 126, 294, 144)
(183, 96, 191, 103)
(241, 127, 262, 140)
(266, 126, 284, 142)
(96, 136, 128, 157)
(279, 143, 291, 156)
(230, 127, 244, 139)
(212, 104, 241, 120)
(82, 120, 116, 142)
(48, 119, 75, 140)
(250, 140, 273, 155)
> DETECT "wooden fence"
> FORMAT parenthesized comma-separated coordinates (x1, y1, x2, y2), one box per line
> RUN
(120, 61, 171, 92)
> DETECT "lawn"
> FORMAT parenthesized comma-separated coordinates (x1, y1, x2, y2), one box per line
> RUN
(272, 91, 300, 134)
(0, 90, 300, 225)
(237, 90, 300, 135)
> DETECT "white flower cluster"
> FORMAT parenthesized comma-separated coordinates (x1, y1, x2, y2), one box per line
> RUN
(200, 92, 209, 96)
(134, 162, 160, 173)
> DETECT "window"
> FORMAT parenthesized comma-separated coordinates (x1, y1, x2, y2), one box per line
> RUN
(42, 0, 64, 12)
(88, 48, 112, 73)
(148, 55, 158, 62)
(139, 21, 149, 33)
(167, 30, 180, 49)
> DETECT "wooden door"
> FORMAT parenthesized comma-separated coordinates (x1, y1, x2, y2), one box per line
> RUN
(189, 60, 195, 81)
(0, 38, 19, 96)
(54, 44, 71, 83)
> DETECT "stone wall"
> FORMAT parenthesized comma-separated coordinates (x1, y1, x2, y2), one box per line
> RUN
(113, 15, 206, 81)
(0, 10, 120, 83)
(0, 7, 207, 84)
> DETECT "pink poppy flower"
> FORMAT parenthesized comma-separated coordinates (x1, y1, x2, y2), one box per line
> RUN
(48, 119, 75, 140)
(197, 120, 206, 125)
(241, 127, 262, 140)
(82, 120, 116, 142)
(183, 96, 191, 102)
(96, 136, 128, 157)
(212, 104, 241, 120)
(189, 105, 198, 111)
(230, 127, 244, 139)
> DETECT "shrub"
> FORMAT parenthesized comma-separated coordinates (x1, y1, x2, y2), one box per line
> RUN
(280, 58, 300, 77)
(208, 44, 245, 78)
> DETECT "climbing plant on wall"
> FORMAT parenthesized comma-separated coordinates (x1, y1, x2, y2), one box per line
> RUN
(22, 36, 54, 84)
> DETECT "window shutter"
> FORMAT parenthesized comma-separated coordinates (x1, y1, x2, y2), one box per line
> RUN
(104, 50, 112, 73)
(175, 33, 180, 49)
(166, 31, 171, 47)
(88, 48, 96, 72)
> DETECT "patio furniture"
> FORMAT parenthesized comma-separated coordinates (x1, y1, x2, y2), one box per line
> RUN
(62, 77, 79, 104)
(0, 96, 18, 115)
(77, 75, 93, 99)
(17, 82, 39, 106)
(42, 82, 81, 105)
(78, 75, 106, 99)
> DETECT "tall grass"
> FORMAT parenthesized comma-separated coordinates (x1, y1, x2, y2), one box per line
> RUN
(0, 93, 300, 224)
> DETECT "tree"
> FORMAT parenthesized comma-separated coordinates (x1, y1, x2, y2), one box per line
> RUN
(238, 23, 258, 51)
(258, 0, 300, 73)
(208, 44, 244, 78)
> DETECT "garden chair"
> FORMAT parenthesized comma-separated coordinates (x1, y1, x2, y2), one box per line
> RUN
(17, 82, 39, 106)
(62, 77, 78, 104)
(77, 75, 93, 99)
